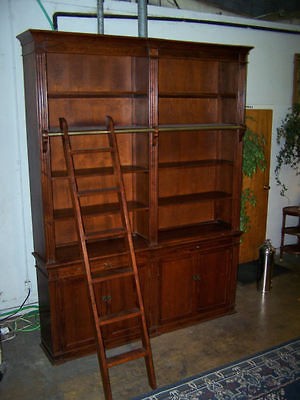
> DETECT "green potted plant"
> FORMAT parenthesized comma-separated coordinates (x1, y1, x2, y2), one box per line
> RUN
(240, 119, 266, 233)
(275, 103, 300, 196)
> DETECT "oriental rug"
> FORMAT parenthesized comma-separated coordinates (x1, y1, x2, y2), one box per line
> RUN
(133, 337, 300, 399)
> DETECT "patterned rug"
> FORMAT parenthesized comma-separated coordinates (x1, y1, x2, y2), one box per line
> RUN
(133, 338, 300, 399)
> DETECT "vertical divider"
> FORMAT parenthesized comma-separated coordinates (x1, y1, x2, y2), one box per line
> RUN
(148, 47, 159, 245)
(38, 51, 56, 263)
(234, 54, 248, 232)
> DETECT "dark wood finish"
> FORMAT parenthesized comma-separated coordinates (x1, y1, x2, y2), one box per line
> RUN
(280, 206, 300, 259)
(17, 30, 251, 363)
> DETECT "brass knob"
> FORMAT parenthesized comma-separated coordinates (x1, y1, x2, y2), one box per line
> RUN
(263, 185, 270, 190)
(102, 295, 112, 302)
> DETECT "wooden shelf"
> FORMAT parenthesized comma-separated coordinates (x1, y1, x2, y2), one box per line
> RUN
(280, 206, 300, 258)
(158, 220, 233, 244)
(52, 165, 149, 178)
(159, 92, 218, 98)
(284, 227, 300, 237)
(282, 244, 300, 255)
(51, 221, 234, 265)
(158, 192, 231, 207)
(54, 200, 149, 219)
(48, 91, 148, 99)
(52, 235, 149, 265)
(158, 160, 233, 169)
(159, 124, 242, 132)
(159, 92, 236, 99)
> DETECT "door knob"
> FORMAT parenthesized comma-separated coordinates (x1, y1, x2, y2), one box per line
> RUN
(263, 185, 270, 190)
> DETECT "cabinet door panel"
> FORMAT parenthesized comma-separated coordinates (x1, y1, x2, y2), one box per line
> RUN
(94, 261, 153, 344)
(93, 275, 141, 343)
(53, 260, 153, 352)
(56, 277, 94, 352)
(197, 248, 231, 310)
(160, 255, 195, 324)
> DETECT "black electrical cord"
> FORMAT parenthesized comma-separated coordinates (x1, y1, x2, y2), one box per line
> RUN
(0, 289, 31, 323)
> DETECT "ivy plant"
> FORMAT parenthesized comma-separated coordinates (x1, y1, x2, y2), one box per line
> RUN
(240, 188, 257, 233)
(240, 119, 266, 233)
(275, 103, 300, 196)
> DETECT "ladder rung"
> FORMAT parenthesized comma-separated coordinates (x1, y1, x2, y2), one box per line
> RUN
(92, 267, 134, 283)
(107, 348, 147, 368)
(78, 187, 120, 197)
(71, 147, 113, 154)
(85, 227, 126, 241)
(99, 308, 141, 326)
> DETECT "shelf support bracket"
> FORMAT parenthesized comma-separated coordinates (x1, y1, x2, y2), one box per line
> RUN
(152, 128, 159, 146)
(42, 130, 49, 153)
(239, 124, 247, 141)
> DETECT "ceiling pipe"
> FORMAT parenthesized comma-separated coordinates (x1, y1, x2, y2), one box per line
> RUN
(52, 11, 300, 36)
(97, 0, 104, 34)
(138, 0, 148, 37)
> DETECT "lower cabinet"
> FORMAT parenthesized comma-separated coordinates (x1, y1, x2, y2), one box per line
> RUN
(158, 241, 235, 331)
(37, 237, 239, 363)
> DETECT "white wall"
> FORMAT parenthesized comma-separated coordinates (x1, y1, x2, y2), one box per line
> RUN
(1, 0, 299, 311)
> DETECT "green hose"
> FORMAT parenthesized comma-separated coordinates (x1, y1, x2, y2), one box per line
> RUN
(0, 305, 40, 333)
(36, 0, 55, 30)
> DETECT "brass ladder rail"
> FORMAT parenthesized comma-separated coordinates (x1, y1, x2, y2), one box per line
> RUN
(47, 122, 243, 137)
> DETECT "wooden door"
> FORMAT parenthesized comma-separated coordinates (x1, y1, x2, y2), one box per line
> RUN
(159, 253, 196, 325)
(197, 248, 231, 311)
(239, 109, 273, 263)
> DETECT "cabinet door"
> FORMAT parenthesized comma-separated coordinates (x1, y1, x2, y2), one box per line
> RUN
(159, 244, 233, 328)
(196, 247, 231, 311)
(53, 275, 95, 356)
(51, 258, 153, 356)
(94, 261, 152, 346)
(95, 275, 139, 344)
(159, 251, 196, 325)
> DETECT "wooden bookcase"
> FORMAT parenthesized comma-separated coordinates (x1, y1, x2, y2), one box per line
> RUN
(18, 30, 252, 363)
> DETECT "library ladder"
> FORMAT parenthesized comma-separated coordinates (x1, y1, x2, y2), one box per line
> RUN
(59, 116, 156, 400)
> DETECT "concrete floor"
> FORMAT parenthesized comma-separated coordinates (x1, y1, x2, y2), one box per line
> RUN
(0, 254, 299, 400)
